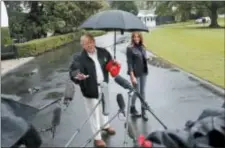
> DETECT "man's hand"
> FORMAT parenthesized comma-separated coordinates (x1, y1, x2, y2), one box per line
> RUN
(74, 72, 89, 80)
(112, 59, 120, 65)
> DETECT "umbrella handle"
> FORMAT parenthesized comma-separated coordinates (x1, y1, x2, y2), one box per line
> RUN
(114, 31, 116, 59)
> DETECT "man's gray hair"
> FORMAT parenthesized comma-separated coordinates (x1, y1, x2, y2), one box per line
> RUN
(80, 35, 86, 44)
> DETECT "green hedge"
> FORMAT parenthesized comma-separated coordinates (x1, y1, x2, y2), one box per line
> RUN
(15, 30, 105, 57)
(1, 27, 12, 46)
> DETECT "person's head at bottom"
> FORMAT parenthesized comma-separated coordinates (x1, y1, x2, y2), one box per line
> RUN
(80, 33, 96, 54)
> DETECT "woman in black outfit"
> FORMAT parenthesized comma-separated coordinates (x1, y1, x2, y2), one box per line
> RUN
(126, 32, 149, 121)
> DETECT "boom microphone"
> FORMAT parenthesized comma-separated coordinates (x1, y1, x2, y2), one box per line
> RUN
(52, 107, 62, 126)
(115, 75, 168, 130)
(115, 75, 149, 108)
(114, 75, 148, 108)
(116, 93, 125, 116)
(115, 75, 133, 90)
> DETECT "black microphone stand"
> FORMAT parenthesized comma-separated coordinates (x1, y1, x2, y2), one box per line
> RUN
(135, 91, 168, 130)
(123, 90, 133, 147)
(80, 109, 123, 148)
(64, 97, 103, 147)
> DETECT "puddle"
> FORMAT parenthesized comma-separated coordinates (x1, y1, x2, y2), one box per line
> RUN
(44, 92, 63, 100)
(148, 57, 174, 69)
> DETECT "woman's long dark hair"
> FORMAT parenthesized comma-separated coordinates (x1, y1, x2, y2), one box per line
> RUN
(131, 32, 146, 48)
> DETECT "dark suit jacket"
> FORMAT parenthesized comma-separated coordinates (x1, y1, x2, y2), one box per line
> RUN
(69, 47, 112, 98)
(126, 45, 148, 77)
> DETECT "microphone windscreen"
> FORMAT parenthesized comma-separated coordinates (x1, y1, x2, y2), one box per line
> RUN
(114, 75, 133, 90)
(52, 107, 62, 126)
(116, 93, 125, 110)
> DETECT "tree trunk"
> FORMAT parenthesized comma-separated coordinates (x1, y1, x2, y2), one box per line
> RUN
(209, 2, 219, 28)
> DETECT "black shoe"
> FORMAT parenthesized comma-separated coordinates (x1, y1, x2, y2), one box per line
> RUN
(141, 108, 148, 121)
(130, 106, 141, 117)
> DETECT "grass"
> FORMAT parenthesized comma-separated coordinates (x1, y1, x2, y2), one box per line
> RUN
(144, 18, 224, 88)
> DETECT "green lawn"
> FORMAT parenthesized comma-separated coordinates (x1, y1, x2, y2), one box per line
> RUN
(144, 18, 225, 88)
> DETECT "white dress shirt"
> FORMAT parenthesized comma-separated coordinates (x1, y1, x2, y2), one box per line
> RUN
(88, 49, 104, 84)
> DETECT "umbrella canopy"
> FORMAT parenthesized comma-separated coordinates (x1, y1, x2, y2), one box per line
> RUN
(80, 10, 149, 59)
(80, 10, 149, 32)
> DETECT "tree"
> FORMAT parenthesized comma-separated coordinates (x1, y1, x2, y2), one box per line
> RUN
(110, 1, 138, 15)
(135, 1, 157, 10)
(5, 1, 105, 40)
(4, 1, 22, 12)
(154, 1, 225, 27)
(191, 1, 225, 27)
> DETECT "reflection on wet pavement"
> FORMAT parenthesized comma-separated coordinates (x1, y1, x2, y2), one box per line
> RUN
(44, 92, 64, 100)
(148, 57, 173, 69)
(1, 42, 79, 106)
(1, 33, 224, 147)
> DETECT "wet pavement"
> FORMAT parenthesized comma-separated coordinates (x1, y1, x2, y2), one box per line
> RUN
(1, 32, 224, 147)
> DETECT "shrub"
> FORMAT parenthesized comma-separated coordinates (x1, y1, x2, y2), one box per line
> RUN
(15, 30, 105, 57)
(86, 30, 106, 36)
(1, 27, 12, 46)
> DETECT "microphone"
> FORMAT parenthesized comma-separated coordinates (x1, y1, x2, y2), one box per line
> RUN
(114, 75, 147, 107)
(114, 75, 168, 130)
(52, 107, 62, 127)
(116, 93, 125, 116)
(114, 75, 133, 90)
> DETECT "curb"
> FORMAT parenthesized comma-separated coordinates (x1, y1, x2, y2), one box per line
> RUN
(1, 57, 35, 78)
(147, 50, 225, 98)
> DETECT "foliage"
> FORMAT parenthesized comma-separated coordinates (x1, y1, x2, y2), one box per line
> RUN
(15, 30, 105, 57)
(5, 1, 105, 40)
(1, 27, 12, 45)
(154, 1, 225, 27)
(110, 1, 138, 15)
(4, 1, 23, 12)
(135, 1, 157, 10)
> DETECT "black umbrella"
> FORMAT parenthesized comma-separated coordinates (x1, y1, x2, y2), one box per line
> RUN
(80, 10, 149, 59)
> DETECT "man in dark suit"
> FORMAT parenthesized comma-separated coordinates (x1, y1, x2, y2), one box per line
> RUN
(69, 33, 118, 147)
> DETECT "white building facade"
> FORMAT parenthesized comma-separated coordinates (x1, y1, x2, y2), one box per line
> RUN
(137, 10, 157, 28)
(1, 1, 9, 27)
